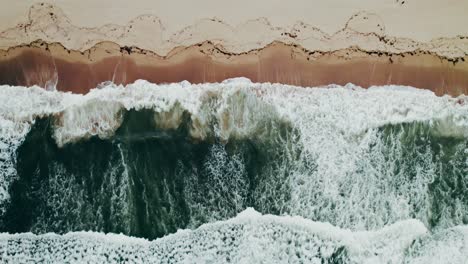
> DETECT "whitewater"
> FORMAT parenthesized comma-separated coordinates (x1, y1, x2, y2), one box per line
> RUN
(0, 78, 466, 263)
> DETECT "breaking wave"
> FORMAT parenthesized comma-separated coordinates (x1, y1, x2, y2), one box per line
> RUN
(0, 79, 466, 263)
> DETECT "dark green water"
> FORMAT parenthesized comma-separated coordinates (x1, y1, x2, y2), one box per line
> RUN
(0, 84, 467, 263)
(0, 109, 466, 240)
(0, 108, 298, 239)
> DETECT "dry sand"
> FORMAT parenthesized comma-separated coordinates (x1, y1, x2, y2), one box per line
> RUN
(2, 0, 468, 42)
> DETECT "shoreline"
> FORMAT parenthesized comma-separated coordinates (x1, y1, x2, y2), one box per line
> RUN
(0, 2, 467, 96)
(0, 40, 467, 96)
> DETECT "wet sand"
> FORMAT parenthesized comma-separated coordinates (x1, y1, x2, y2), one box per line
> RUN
(0, 41, 466, 95)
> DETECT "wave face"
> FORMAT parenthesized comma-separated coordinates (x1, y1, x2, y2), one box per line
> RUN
(0, 79, 467, 262)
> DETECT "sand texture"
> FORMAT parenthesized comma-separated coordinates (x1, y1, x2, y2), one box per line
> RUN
(0, 2, 467, 95)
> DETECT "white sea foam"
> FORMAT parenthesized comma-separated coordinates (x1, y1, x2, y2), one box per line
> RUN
(0, 118, 30, 214)
(0, 80, 465, 146)
(0, 80, 466, 263)
(0, 208, 432, 263)
(404, 225, 468, 264)
(53, 99, 124, 147)
(0, 80, 466, 229)
(0, 208, 464, 264)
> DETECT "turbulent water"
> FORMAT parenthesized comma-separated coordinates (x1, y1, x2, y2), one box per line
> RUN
(0, 78, 466, 263)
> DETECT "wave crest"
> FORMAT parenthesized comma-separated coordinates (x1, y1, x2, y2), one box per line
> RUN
(0, 80, 466, 259)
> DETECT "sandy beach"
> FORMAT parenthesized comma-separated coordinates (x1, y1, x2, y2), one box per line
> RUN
(1, 41, 467, 95)
(0, 1, 467, 95)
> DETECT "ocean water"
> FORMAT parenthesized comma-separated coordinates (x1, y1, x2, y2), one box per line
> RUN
(0, 79, 466, 263)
